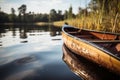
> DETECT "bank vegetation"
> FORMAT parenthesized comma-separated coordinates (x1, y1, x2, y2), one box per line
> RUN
(54, 0, 120, 33)
(0, 0, 120, 33)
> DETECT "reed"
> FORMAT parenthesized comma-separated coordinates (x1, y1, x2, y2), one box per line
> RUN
(54, 0, 120, 33)
(54, 13, 120, 33)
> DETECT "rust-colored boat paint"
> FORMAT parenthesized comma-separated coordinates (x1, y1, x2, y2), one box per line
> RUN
(90, 32, 117, 40)
(62, 25, 120, 75)
(62, 44, 120, 80)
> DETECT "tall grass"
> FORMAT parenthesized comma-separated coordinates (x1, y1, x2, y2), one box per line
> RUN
(54, 0, 120, 33)
(54, 13, 120, 33)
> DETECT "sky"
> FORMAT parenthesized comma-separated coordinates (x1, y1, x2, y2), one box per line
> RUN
(0, 0, 91, 14)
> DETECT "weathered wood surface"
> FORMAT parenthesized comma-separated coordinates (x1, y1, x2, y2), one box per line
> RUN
(62, 26, 120, 75)
(89, 40, 120, 43)
(90, 32, 118, 40)
(62, 44, 120, 80)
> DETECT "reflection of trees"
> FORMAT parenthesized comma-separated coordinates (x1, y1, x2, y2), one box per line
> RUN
(49, 25, 61, 36)
(20, 32, 27, 39)
(0, 33, 2, 38)
(19, 26, 27, 39)
(10, 26, 16, 37)
(50, 31, 56, 36)
(0, 26, 6, 34)
(0, 25, 61, 39)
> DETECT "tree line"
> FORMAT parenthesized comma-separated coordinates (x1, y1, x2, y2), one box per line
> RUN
(0, 0, 120, 27)
(0, 4, 75, 23)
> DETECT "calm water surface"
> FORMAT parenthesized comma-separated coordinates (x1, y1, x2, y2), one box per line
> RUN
(0, 25, 82, 80)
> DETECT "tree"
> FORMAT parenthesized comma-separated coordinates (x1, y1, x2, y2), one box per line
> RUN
(64, 10, 68, 20)
(68, 5, 73, 19)
(89, 0, 120, 15)
(11, 8, 15, 14)
(57, 10, 64, 21)
(88, 0, 99, 13)
(77, 7, 83, 18)
(10, 8, 16, 22)
(0, 7, 1, 12)
(0, 12, 9, 23)
(18, 4, 26, 15)
(49, 9, 57, 22)
(18, 4, 27, 22)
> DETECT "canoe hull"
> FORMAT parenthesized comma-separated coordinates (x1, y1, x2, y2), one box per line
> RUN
(62, 44, 120, 80)
(62, 26, 120, 75)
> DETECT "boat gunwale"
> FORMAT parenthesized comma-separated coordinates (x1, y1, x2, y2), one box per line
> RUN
(64, 25, 120, 36)
(62, 25, 120, 61)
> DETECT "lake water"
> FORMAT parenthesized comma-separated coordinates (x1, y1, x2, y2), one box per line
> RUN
(0, 25, 82, 80)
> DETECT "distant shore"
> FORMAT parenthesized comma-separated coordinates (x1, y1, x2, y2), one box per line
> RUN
(0, 22, 52, 26)
(0, 22, 65, 27)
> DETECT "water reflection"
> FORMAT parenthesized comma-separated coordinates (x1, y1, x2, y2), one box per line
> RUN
(49, 25, 61, 36)
(0, 25, 82, 80)
(0, 25, 61, 47)
(62, 44, 120, 80)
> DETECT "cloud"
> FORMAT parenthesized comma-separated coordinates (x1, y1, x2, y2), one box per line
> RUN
(0, 0, 4, 3)
(23, 0, 60, 13)
(5, 69, 37, 80)
(51, 0, 62, 4)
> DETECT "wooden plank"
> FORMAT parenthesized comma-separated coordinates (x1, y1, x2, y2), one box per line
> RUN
(89, 40, 120, 43)
(77, 35, 93, 38)
(68, 32, 78, 34)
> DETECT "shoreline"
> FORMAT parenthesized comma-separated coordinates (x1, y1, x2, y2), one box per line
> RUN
(1, 19, 120, 33)
(0, 22, 53, 26)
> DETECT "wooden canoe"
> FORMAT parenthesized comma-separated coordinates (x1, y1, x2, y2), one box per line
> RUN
(62, 25, 120, 75)
(62, 44, 120, 80)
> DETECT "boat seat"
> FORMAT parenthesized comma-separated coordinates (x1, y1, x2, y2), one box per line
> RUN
(77, 35, 94, 39)
(77, 35, 93, 37)
(89, 40, 120, 43)
(68, 32, 79, 34)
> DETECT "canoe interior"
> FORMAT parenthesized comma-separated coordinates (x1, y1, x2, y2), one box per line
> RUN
(64, 27, 120, 57)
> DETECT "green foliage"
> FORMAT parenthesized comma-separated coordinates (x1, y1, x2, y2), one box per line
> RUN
(9, 8, 16, 22)
(0, 12, 9, 23)
(68, 5, 73, 19)
(49, 9, 64, 22)
(18, 4, 26, 15)
(88, 0, 120, 32)
(89, 0, 120, 15)
(18, 4, 27, 22)
(64, 10, 68, 20)
(49, 9, 57, 22)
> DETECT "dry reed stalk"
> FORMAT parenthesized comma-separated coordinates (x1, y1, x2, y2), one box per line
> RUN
(112, 13, 119, 33)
